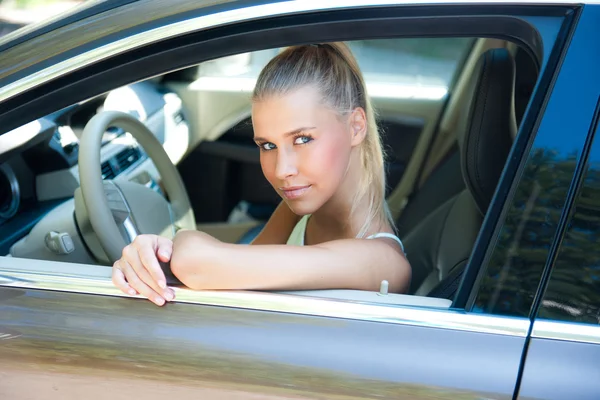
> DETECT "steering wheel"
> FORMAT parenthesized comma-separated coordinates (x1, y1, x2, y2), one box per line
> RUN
(74, 111, 196, 264)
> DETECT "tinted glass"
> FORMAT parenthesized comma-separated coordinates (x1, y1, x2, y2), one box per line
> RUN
(473, 148, 578, 316)
(539, 109, 600, 324)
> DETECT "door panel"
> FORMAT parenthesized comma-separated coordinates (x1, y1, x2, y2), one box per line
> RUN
(518, 322, 600, 400)
(1, 285, 527, 400)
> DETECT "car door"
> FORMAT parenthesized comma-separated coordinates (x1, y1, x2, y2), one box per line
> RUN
(0, 1, 595, 399)
(462, 5, 600, 398)
(0, 263, 526, 400)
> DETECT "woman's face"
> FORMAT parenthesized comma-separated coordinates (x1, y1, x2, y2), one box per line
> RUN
(252, 86, 365, 216)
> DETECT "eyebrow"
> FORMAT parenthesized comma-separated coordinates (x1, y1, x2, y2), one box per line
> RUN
(254, 126, 316, 143)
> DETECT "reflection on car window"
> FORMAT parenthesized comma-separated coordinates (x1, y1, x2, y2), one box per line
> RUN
(195, 38, 472, 100)
(473, 148, 578, 317)
(538, 117, 600, 324)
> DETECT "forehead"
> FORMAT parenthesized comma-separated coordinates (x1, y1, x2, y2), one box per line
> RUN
(251, 87, 340, 136)
(254, 85, 323, 107)
(252, 87, 322, 120)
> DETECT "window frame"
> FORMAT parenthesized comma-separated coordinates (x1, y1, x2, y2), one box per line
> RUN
(0, 2, 578, 330)
(462, 5, 600, 319)
(0, 4, 553, 135)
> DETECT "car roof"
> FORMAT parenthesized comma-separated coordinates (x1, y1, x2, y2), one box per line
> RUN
(0, 0, 141, 53)
(0, 0, 596, 52)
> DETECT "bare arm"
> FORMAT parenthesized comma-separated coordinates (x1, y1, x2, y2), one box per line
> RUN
(170, 230, 411, 293)
(112, 200, 301, 305)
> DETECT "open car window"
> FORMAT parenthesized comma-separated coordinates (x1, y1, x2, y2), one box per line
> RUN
(0, 2, 570, 320)
(195, 38, 473, 99)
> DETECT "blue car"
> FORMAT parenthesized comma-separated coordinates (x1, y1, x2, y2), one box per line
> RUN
(1, 1, 599, 399)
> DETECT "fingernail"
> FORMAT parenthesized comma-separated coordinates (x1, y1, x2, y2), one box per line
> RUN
(160, 251, 171, 258)
(128, 289, 136, 295)
(155, 297, 165, 306)
(164, 291, 173, 301)
(158, 280, 166, 289)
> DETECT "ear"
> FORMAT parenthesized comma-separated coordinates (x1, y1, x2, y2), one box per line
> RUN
(349, 107, 367, 147)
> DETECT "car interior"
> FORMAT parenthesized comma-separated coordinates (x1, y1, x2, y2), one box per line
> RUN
(0, 36, 539, 308)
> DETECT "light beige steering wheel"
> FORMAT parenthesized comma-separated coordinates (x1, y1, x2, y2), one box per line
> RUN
(74, 110, 195, 264)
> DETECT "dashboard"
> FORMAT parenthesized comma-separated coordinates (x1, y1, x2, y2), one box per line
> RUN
(0, 80, 190, 256)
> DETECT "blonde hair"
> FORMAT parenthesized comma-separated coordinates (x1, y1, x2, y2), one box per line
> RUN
(252, 42, 393, 237)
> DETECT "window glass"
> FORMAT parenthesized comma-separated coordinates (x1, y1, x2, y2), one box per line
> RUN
(472, 149, 578, 316)
(470, 54, 598, 317)
(195, 38, 473, 100)
(538, 117, 600, 324)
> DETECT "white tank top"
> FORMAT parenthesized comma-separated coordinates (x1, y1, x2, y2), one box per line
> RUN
(286, 215, 405, 253)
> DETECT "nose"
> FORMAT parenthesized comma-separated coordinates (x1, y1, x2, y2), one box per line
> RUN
(275, 147, 298, 181)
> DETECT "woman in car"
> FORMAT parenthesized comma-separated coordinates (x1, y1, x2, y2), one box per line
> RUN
(112, 42, 411, 306)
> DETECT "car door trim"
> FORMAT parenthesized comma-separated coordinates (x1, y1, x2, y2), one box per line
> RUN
(0, 261, 530, 337)
(532, 320, 600, 345)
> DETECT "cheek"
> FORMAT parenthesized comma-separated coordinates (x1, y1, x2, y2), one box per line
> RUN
(260, 152, 277, 184)
(303, 137, 350, 183)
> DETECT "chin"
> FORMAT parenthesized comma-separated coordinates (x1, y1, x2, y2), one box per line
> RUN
(284, 198, 321, 216)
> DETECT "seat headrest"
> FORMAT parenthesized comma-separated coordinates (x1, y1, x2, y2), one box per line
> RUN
(458, 48, 517, 214)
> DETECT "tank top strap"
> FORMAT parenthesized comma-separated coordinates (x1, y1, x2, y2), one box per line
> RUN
(366, 232, 405, 253)
(286, 215, 310, 246)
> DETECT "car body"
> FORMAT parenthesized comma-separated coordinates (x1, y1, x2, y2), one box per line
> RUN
(1, 1, 600, 399)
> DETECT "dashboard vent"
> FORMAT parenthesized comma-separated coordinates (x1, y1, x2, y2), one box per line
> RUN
(116, 146, 142, 171)
(173, 111, 185, 125)
(100, 146, 145, 180)
(101, 162, 115, 180)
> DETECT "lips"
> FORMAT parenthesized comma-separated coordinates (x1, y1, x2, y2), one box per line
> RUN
(281, 185, 311, 200)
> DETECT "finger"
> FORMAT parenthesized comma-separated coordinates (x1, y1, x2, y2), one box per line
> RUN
(130, 236, 168, 289)
(156, 236, 173, 263)
(124, 245, 172, 299)
(112, 262, 137, 296)
(121, 260, 167, 306)
(136, 243, 168, 291)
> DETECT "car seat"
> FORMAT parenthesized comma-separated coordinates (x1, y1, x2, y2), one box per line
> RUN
(404, 48, 517, 297)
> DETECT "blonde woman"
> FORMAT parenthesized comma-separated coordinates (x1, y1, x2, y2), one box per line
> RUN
(112, 43, 412, 306)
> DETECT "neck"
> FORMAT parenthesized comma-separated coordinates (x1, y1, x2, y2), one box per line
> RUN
(311, 151, 377, 238)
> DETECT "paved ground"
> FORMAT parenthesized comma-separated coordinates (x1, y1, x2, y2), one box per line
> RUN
(0, 366, 317, 400)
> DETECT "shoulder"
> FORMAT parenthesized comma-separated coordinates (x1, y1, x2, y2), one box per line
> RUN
(366, 232, 405, 254)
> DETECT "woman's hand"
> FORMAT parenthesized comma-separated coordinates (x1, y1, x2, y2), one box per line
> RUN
(112, 234, 176, 306)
